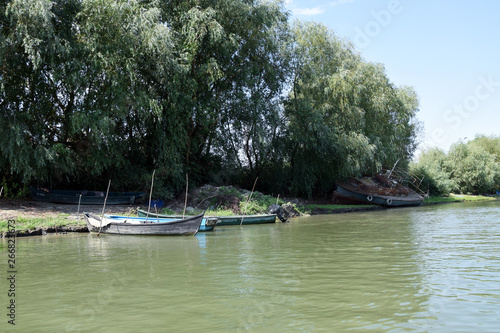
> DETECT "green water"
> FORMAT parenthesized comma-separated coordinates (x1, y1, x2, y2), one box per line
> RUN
(2, 201, 500, 332)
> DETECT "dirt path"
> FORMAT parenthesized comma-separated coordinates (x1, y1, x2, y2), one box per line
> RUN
(0, 198, 137, 220)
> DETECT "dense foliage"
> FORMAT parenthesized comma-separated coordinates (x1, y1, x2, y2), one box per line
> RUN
(411, 135, 500, 196)
(284, 22, 419, 196)
(1, 0, 420, 198)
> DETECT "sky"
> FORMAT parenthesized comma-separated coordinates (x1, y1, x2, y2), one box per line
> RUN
(284, 0, 500, 157)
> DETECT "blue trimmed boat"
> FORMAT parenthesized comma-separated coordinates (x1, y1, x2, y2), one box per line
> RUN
(105, 214, 218, 232)
(84, 213, 204, 236)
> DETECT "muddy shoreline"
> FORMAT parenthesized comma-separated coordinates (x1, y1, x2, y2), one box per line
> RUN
(0, 198, 136, 238)
(0, 198, 135, 219)
(0, 197, 386, 238)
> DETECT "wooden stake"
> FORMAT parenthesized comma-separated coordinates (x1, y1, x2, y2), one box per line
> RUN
(146, 170, 156, 222)
(77, 194, 82, 216)
(154, 204, 159, 223)
(0, 186, 3, 197)
(241, 177, 258, 226)
(183, 173, 188, 219)
(97, 180, 112, 236)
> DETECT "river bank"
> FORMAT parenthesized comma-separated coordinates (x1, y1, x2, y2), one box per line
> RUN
(0, 198, 375, 237)
(0, 198, 132, 237)
(1, 189, 498, 238)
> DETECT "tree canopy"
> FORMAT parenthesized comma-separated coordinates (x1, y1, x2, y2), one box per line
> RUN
(0, 0, 421, 198)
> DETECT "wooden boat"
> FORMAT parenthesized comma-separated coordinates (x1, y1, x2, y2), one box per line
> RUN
(105, 214, 218, 232)
(333, 174, 424, 207)
(84, 213, 203, 236)
(209, 214, 276, 225)
(137, 208, 276, 226)
(30, 187, 144, 205)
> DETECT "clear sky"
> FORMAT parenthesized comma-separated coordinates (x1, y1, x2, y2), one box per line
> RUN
(284, 0, 500, 157)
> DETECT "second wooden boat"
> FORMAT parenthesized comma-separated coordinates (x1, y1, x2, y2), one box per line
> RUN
(333, 174, 424, 207)
(136, 209, 276, 226)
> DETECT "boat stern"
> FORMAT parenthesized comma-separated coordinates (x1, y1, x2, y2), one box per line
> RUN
(205, 217, 219, 228)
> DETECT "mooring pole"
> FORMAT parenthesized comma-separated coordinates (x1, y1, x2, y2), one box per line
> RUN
(97, 180, 112, 236)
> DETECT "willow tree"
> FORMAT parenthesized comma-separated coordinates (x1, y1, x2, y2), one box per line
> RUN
(157, 0, 293, 187)
(0, 0, 178, 191)
(1, 0, 82, 187)
(283, 21, 420, 196)
(76, 0, 181, 192)
(283, 22, 371, 196)
(357, 64, 420, 170)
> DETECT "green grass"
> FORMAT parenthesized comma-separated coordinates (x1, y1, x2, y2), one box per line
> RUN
(423, 196, 461, 204)
(424, 194, 498, 204)
(240, 198, 278, 215)
(158, 207, 177, 215)
(205, 208, 237, 216)
(0, 214, 84, 234)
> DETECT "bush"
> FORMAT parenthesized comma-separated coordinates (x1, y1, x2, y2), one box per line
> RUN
(410, 148, 456, 196)
(411, 135, 500, 196)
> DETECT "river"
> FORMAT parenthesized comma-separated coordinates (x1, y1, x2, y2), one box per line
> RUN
(2, 201, 500, 332)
